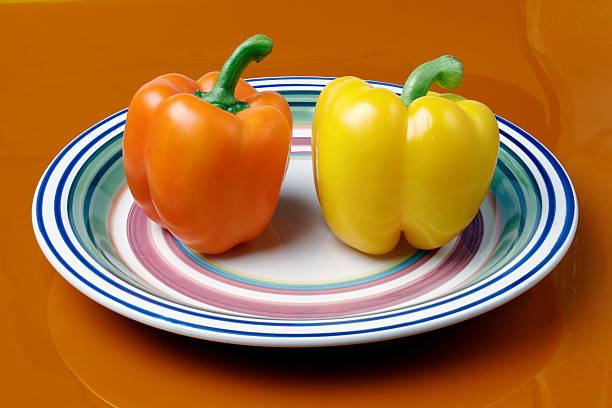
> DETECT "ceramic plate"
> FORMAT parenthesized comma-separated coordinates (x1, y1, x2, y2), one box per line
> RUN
(32, 77, 577, 346)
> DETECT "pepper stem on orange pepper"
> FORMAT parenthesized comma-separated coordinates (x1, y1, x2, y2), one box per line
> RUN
(401, 55, 463, 107)
(196, 34, 273, 113)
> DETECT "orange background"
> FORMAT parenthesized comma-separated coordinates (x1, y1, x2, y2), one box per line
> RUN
(3, 0, 612, 406)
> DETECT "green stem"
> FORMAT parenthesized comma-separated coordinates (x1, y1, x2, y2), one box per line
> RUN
(196, 34, 273, 113)
(400, 55, 463, 107)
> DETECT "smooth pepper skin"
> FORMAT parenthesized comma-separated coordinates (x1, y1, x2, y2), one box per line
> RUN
(123, 35, 292, 254)
(312, 56, 499, 254)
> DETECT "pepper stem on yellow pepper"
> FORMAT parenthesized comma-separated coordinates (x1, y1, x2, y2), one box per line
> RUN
(401, 55, 463, 107)
(196, 34, 273, 113)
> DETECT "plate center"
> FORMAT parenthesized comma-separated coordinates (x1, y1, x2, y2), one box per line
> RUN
(186, 157, 416, 288)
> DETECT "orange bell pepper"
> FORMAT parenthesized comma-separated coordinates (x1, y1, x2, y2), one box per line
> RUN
(123, 35, 292, 254)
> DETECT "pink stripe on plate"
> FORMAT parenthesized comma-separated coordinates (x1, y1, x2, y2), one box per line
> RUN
(123, 204, 484, 318)
(160, 222, 437, 295)
(291, 137, 311, 146)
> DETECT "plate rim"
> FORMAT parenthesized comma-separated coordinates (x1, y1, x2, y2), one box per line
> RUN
(32, 76, 578, 346)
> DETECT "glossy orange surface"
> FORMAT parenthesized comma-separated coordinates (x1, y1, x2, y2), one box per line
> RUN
(124, 69, 291, 253)
(3, 0, 611, 406)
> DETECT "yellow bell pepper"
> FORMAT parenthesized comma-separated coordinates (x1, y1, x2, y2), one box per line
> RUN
(312, 55, 499, 254)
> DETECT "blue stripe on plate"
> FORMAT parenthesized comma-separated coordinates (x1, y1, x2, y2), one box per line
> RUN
(33, 80, 576, 338)
(39, 124, 565, 331)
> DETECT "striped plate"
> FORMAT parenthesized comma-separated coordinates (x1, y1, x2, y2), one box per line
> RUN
(32, 77, 578, 347)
